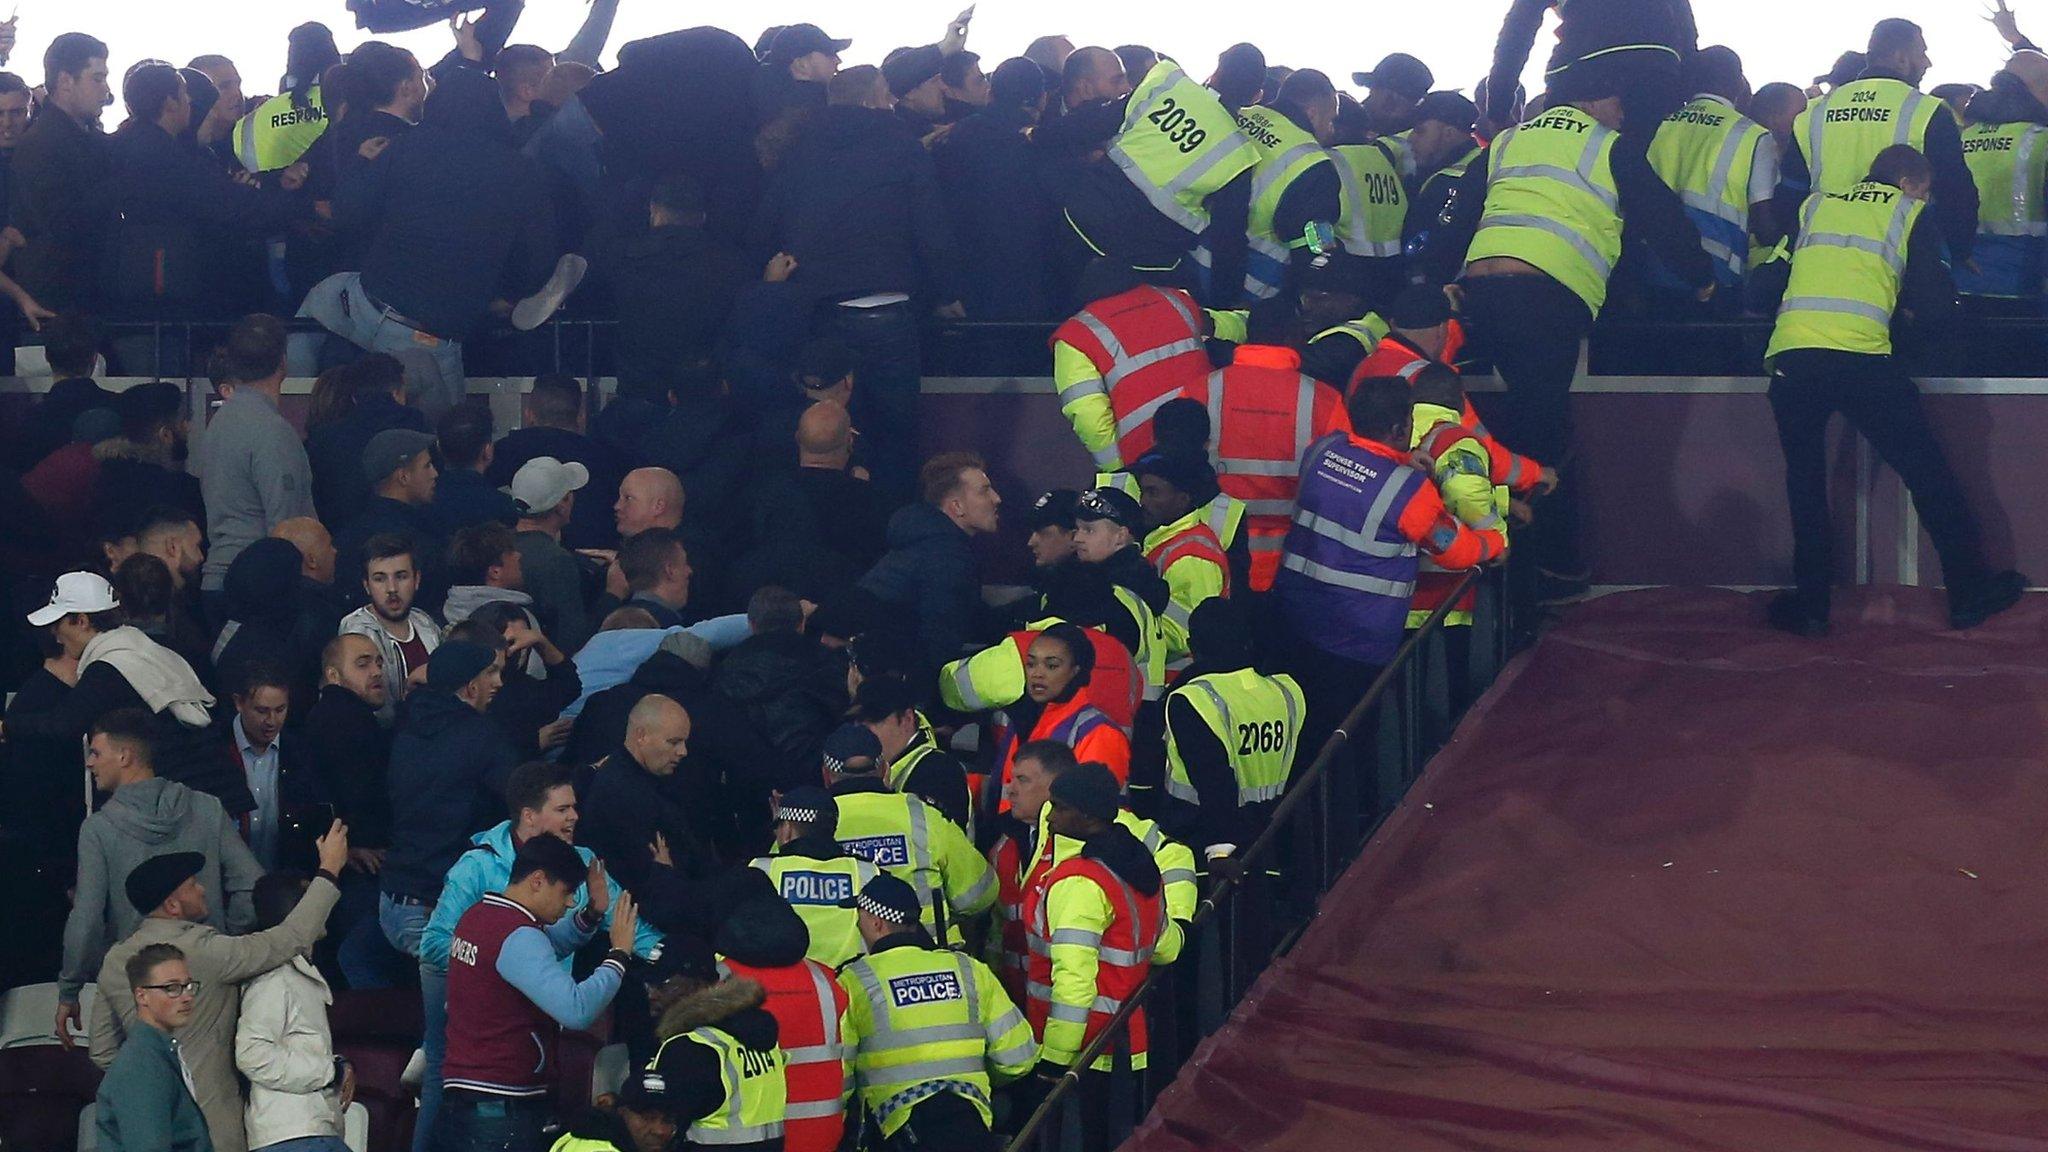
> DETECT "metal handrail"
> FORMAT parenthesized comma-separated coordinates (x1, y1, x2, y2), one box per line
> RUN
(1003, 567, 1488, 1151)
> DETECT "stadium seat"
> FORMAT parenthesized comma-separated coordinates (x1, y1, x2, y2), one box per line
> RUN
(331, 988, 425, 1152)
(591, 1042, 630, 1103)
(0, 1043, 101, 1152)
(0, 981, 94, 1048)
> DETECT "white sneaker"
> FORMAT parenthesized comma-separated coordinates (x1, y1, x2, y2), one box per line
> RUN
(401, 1046, 425, 1090)
(511, 253, 588, 331)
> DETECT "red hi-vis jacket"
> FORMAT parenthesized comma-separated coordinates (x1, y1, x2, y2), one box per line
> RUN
(1052, 285, 1215, 472)
(1200, 345, 1353, 592)
(1023, 853, 1165, 1070)
(1346, 332, 1546, 494)
(718, 957, 849, 1152)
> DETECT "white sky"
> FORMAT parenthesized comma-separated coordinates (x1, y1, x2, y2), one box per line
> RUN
(0, 1, 2027, 107)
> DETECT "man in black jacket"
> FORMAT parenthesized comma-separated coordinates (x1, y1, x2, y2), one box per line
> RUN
(603, 176, 755, 404)
(334, 428, 444, 610)
(753, 64, 966, 505)
(306, 633, 405, 987)
(485, 374, 630, 550)
(579, 694, 721, 931)
(12, 32, 112, 314)
(322, 66, 564, 416)
(936, 57, 1057, 321)
(712, 587, 846, 819)
(859, 452, 1001, 675)
(104, 64, 307, 328)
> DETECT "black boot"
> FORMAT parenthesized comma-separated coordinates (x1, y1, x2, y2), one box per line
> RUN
(1765, 590, 1829, 638)
(1949, 570, 2028, 630)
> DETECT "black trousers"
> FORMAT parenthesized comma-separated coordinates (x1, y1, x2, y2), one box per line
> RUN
(1767, 350, 1989, 612)
(1461, 272, 1595, 576)
(890, 1092, 998, 1151)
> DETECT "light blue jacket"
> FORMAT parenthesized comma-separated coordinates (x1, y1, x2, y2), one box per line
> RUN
(561, 617, 751, 719)
(419, 821, 663, 974)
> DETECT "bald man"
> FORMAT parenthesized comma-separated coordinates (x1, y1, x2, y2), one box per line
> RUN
(271, 517, 337, 587)
(580, 693, 711, 913)
(1060, 45, 1129, 112)
(613, 467, 684, 539)
(797, 400, 855, 471)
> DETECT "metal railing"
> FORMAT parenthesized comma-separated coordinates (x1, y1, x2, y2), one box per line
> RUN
(1004, 568, 1501, 1152)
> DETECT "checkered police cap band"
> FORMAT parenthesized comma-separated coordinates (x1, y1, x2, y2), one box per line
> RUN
(776, 803, 821, 823)
(858, 892, 914, 925)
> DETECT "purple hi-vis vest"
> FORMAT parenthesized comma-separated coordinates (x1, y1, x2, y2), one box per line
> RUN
(1274, 432, 1424, 665)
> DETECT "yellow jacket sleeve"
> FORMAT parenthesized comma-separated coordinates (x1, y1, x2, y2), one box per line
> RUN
(939, 816, 997, 918)
(1206, 308, 1249, 345)
(1054, 340, 1122, 471)
(976, 957, 1039, 1082)
(1434, 441, 1503, 532)
(837, 967, 874, 1048)
(1039, 875, 1110, 1068)
(940, 639, 1024, 713)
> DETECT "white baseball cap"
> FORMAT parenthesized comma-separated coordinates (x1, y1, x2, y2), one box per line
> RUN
(28, 571, 120, 627)
(504, 456, 590, 516)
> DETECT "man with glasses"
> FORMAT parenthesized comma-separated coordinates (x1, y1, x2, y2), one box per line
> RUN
(92, 830, 351, 1152)
(94, 942, 213, 1152)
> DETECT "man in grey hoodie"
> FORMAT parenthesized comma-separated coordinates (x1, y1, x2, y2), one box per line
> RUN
(56, 708, 261, 1051)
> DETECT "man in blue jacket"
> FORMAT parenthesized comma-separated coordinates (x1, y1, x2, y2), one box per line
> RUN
(94, 942, 213, 1152)
(858, 451, 1001, 675)
(414, 760, 661, 1152)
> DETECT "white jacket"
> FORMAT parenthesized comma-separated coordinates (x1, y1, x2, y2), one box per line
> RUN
(337, 606, 442, 723)
(234, 956, 344, 1147)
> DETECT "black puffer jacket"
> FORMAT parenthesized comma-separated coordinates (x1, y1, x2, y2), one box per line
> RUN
(859, 503, 982, 674)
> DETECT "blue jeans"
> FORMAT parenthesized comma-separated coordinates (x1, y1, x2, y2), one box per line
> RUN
(338, 872, 410, 989)
(253, 1138, 352, 1152)
(297, 272, 467, 419)
(431, 1093, 549, 1152)
(414, 964, 450, 1152)
(377, 893, 430, 960)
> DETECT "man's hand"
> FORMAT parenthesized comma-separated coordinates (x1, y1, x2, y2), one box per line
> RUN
(607, 891, 639, 953)
(1992, 0, 2028, 47)
(451, 13, 484, 61)
(1534, 466, 1560, 496)
(358, 136, 391, 162)
(338, 1062, 357, 1110)
(538, 717, 574, 751)
(1694, 280, 1717, 304)
(15, 293, 54, 331)
(407, 663, 431, 688)
(585, 858, 611, 917)
(934, 300, 966, 320)
(232, 169, 261, 188)
(605, 557, 630, 600)
(503, 619, 540, 655)
(942, 5, 974, 55)
(764, 252, 799, 283)
(315, 819, 351, 876)
(54, 1002, 80, 1050)
(278, 162, 311, 192)
(921, 123, 957, 149)
(348, 847, 386, 874)
(649, 832, 672, 868)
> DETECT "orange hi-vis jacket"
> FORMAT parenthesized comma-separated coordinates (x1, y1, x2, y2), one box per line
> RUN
(1346, 331, 1545, 495)
(1023, 853, 1166, 1070)
(1052, 285, 1216, 473)
(995, 694, 1131, 813)
(718, 957, 851, 1152)
(1199, 344, 1352, 591)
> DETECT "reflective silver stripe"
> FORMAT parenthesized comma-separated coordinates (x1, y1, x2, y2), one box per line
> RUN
(1048, 1001, 1093, 1024)
(1293, 376, 1316, 460)
(1107, 67, 1212, 233)
(879, 1054, 993, 1081)
(1394, 359, 1427, 381)
(1896, 90, 1929, 150)
(988, 1006, 1027, 1039)
(1075, 310, 1127, 363)
(236, 111, 260, 172)
(1804, 231, 1899, 263)
(805, 961, 841, 1060)
(1025, 978, 1051, 1001)
(1280, 553, 1416, 597)
(1206, 496, 1241, 545)
(1473, 213, 1615, 280)
(1090, 442, 1125, 470)
(1490, 162, 1619, 212)
(955, 862, 995, 912)
(1240, 783, 1284, 802)
(784, 1043, 840, 1063)
(1058, 375, 1109, 406)
(991, 1041, 1039, 1065)
(1097, 945, 1150, 965)
(1203, 369, 1227, 460)
(906, 800, 937, 921)
(1114, 385, 1196, 440)
(1111, 337, 1206, 391)
(1050, 928, 1103, 948)
(1218, 457, 1297, 477)
(1160, 868, 1199, 886)
(1243, 500, 1295, 517)
(1778, 295, 1895, 324)
(784, 1098, 845, 1120)
(948, 659, 987, 711)
(1164, 775, 1201, 802)
(1804, 88, 1832, 190)
(1700, 105, 1753, 226)
(2013, 126, 2047, 231)
(1162, 599, 1193, 629)
(861, 1021, 989, 1052)
(1154, 285, 1200, 332)
(1700, 236, 1745, 278)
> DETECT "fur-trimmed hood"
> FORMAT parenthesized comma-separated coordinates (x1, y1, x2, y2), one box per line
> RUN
(92, 435, 175, 468)
(657, 977, 780, 1053)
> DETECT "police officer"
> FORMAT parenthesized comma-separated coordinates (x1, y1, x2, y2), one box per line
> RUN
(1645, 46, 1781, 312)
(837, 875, 1038, 1152)
(548, 1068, 679, 1152)
(748, 788, 880, 969)
(1161, 599, 1305, 868)
(643, 953, 789, 1150)
(824, 725, 994, 942)
(1460, 56, 1708, 607)
(1763, 145, 2025, 635)
(854, 674, 974, 831)
(1210, 69, 1342, 304)
(1782, 19, 1978, 260)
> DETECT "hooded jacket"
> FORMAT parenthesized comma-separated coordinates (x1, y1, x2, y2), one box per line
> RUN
(652, 979, 783, 1141)
(59, 776, 262, 1001)
(712, 630, 846, 808)
(380, 687, 521, 901)
(91, 434, 205, 543)
(859, 502, 983, 673)
(417, 820, 660, 975)
(305, 391, 430, 528)
(212, 537, 333, 711)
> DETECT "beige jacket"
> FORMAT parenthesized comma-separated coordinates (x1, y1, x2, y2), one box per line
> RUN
(236, 955, 345, 1147)
(91, 876, 340, 1152)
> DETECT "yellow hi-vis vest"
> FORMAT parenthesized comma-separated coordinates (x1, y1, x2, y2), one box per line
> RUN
(1108, 60, 1260, 236)
(1647, 94, 1770, 284)
(834, 788, 994, 941)
(1163, 668, 1305, 807)
(648, 1027, 787, 1145)
(234, 87, 330, 173)
(1465, 105, 1623, 316)
(1408, 402, 1505, 628)
(839, 945, 1037, 1137)
(1959, 119, 2048, 299)
(1234, 103, 1334, 298)
(1333, 140, 1408, 259)
(750, 849, 880, 969)
(1795, 77, 1945, 197)
(1765, 181, 1924, 360)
